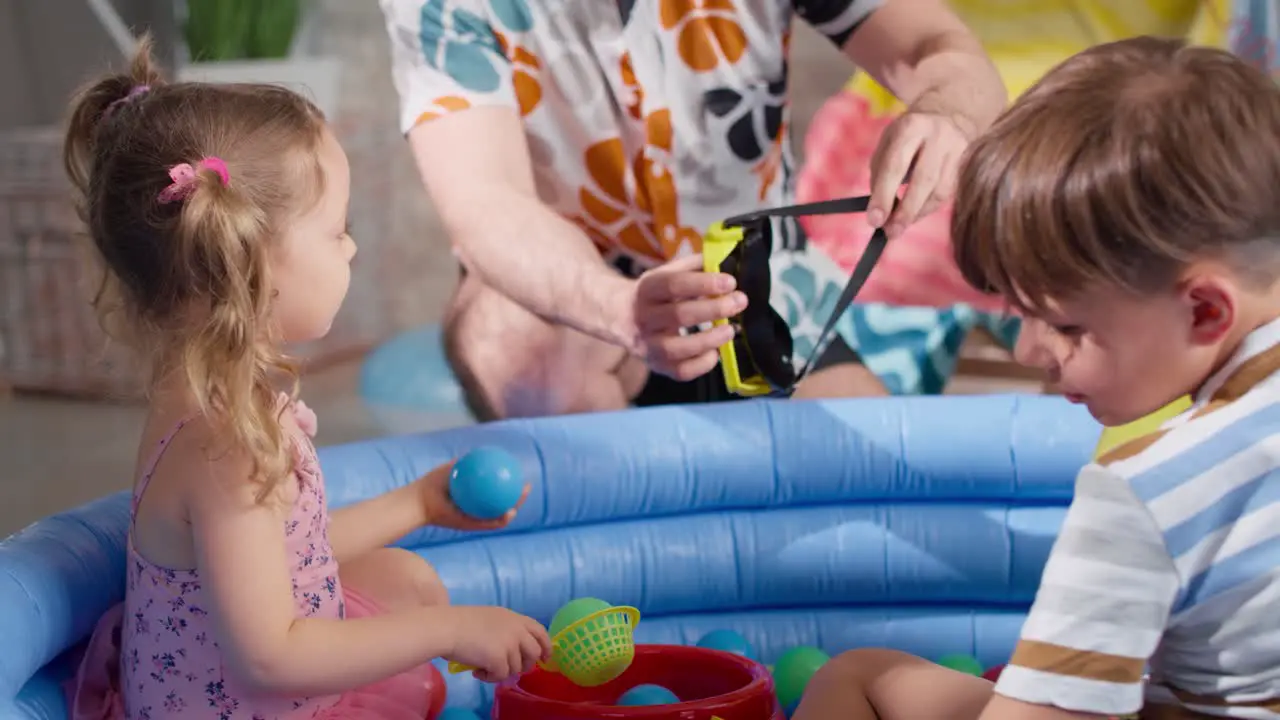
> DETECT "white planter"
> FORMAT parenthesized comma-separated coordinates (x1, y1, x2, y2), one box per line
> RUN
(173, 0, 341, 119)
(176, 56, 342, 119)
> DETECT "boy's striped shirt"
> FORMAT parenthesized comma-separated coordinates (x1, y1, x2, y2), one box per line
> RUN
(996, 319, 1280, 718)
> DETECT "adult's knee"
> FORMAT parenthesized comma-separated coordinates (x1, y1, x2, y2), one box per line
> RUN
(443, 309, 565, 420)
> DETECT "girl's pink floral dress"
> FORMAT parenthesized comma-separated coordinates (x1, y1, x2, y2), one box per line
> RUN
(68, 398, 444, 720)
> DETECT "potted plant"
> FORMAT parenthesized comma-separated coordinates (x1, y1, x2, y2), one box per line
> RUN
(175, 0, 341, 119)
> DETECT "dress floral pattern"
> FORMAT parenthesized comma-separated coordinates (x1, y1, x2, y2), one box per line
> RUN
(69, 399, 440, 720)
(380, 0, 883, 376)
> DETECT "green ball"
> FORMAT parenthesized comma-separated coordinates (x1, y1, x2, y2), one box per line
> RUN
(937, 654, 984, 676)
(772, 646, 830, 710)
(549, 597, 611, 637)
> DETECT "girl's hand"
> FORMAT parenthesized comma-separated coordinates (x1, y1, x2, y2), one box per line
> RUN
(444, 606, 552, 683)
(415, 462, 531, 531)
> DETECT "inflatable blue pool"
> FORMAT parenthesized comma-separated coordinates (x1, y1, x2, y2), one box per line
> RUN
(0, 395, 1100, 718)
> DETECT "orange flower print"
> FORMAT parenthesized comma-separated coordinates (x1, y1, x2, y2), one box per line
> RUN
(753, 119, 786, 200)
(413, 95, 472, 126)
(659, 0, 747, 73)
(637, 111, 700, 258)
(491, 30, 543, 117)
(578, 110, 700, 261)
(619, 53, 645, 121)
(580, 139, 653, 259)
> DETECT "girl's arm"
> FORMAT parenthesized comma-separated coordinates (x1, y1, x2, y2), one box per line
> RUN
(186, 447, 545, 695)
(186, 449, 454, 694)
(326, 481, 429, 564)
(327, 462, 525, 563)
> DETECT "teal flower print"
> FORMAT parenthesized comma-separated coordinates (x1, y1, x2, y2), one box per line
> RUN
(489, 0, 533, 31)
(420, 0, 504, 92)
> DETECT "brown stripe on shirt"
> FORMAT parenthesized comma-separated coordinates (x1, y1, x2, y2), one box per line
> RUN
(1009, 639, 1147, 684)
(1212, 344, 1280, 403)
(1095, 343, 1280, 467)
(1096, 399, 1231, 467)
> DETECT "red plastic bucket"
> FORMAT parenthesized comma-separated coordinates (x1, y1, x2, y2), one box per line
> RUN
(491, 644, 785, 720)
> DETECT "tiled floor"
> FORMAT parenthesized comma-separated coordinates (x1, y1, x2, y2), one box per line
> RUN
(0, 14, 1043, 537)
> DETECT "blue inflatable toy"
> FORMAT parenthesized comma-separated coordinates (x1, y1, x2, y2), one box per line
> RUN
(617, 683, 681, 705)
(0, 395, 1100, 718)
(449, 446, 525, 520)
(437, 708, 484, 720)
(359, 323, 474, 435)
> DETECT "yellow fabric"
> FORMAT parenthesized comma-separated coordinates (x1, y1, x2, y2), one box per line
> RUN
(1092, 395, 1194, 460)
(847, 0, 1234, 116)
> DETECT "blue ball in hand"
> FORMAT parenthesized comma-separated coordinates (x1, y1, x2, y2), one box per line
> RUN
(437, 709, 483, 720)
(617, 684, 680, 706)
(448, 446, 525, 520)
(696, 629, 757, 660)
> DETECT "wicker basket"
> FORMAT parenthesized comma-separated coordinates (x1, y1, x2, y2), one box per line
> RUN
(0, 127, 144, 400)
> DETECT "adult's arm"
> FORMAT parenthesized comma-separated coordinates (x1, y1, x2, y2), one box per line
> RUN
(379, 0, 639, 350)
(841, 0, 1005, 141)
(407, 109, 638, 349)
(797, 0, 1006, 232)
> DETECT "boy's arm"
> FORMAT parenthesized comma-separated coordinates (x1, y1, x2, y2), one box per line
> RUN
(979, 464, 1180, 719)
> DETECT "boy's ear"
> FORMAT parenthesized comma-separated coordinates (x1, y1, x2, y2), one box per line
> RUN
(1183, 274, 1235, 346)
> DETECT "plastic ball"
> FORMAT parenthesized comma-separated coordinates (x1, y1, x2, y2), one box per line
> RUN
(549, 597, 612, 637)
(437, 709, 483, 720)
(448, 446, 524, 520)
(773, 646, 830, 710)
(696, 629, 757, 660)
(982, 663, 1006, 682)
(937, 654, 984, 676)
(617, 684, 680, 705)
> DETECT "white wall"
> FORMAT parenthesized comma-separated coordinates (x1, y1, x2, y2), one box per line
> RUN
(0, 0, 177, 130)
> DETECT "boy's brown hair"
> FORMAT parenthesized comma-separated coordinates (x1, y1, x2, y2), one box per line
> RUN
(952, 36, 1280, 312)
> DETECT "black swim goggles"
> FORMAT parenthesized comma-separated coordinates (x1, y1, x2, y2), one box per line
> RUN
(703, 195, 890, 398)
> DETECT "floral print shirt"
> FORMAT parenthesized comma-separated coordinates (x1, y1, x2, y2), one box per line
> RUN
(381, 0, 884, 363)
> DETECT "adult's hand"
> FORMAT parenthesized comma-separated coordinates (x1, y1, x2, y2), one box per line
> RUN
(626, 254, 747, 381)
(866, 108, 972, 238)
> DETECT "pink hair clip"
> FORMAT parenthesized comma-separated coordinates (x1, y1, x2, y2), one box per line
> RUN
(103, 84, 150, 120)
(157, 157, 230, 204)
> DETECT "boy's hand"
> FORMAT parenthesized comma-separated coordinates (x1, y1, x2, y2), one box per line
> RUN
(415, 462, 531, 531)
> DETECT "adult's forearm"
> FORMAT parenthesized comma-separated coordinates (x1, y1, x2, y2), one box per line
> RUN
(446, 187, 639, 350)
(406, 108, 640, 352)
(899, 35, 1006, 138)
(846, 0, 1007, 138)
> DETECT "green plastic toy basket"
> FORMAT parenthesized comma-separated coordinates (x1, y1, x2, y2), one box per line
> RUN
(447, 605, 641, 687)
(544, 605, 640, 686)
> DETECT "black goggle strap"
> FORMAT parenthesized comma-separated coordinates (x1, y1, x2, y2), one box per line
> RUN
(724, 195, 892, 397)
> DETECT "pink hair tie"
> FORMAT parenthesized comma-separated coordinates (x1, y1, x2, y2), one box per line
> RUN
(157, 157, 230, 204)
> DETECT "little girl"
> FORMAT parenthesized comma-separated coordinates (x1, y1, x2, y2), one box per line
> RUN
(64, 39, 551, 720)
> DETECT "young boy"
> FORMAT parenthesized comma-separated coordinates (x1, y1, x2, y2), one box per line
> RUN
(793, 35, 1280, 720)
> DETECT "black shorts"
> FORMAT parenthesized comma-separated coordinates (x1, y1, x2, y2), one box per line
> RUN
(631, 335, 862, 407)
